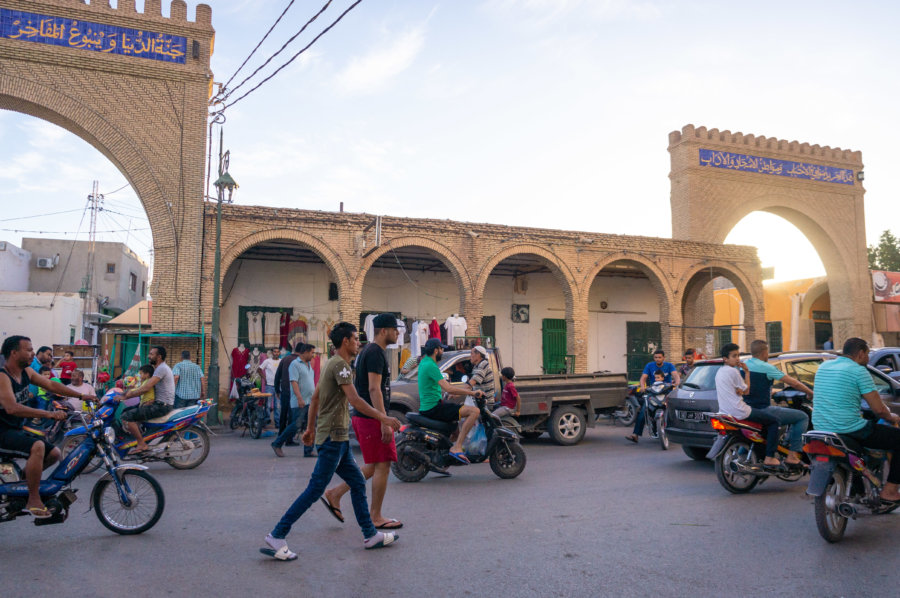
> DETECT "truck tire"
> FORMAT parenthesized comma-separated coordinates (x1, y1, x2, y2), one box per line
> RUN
(388, 408, 408, 425)
(548, 405, 586, 446)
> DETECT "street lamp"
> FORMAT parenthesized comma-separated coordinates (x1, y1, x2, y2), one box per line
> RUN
(206, 150, 238, 425)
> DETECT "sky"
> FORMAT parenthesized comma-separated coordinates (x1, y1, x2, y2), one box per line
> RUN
(2, 0, 899, 284)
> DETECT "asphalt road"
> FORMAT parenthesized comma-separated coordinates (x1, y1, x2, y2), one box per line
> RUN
(2, 422, 896, 598)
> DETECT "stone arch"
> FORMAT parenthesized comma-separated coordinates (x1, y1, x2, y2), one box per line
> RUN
(0, 1, 215, 332)
(580, 252, 675, 316)
(220, 228, 352, 298)
(474, 244, 578, 304)
(354, 236, 471, 314)
(669, 124, 870, 344)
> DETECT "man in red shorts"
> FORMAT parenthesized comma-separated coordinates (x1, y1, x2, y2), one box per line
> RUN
(322, 314, 402, 530)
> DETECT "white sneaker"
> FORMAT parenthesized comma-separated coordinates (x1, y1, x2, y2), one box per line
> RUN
(364, 531, 398, 549)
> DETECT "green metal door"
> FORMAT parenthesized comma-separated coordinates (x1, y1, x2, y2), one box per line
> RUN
(542, 319, 567, 374)
(626, 321, 662, 383)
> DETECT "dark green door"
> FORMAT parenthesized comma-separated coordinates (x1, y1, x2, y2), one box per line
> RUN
(626, 321, 662, 383)
(542, 318, 567, 374)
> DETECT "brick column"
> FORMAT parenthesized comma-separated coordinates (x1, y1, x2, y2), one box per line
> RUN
(569, 298, 589, 374)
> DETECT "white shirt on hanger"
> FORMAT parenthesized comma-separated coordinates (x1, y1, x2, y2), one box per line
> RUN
(410, 321, 429, 358)
(445, 315, 468, 345)
(247, 311, 263, 345)
(364, 314, 377, 342)
(388, 320, 407, 349)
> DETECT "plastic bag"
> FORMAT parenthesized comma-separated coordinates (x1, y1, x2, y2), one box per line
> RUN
(464, 422, 488, 456)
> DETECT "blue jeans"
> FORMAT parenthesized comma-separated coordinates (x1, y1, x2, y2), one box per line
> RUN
(272, 406, 312, 454)
(271, 438, 376, 540)
(265, 385, 279, 422)
(763, 405, 808, 452)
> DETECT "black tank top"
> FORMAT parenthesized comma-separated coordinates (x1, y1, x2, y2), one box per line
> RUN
(0, 368, 32, 429)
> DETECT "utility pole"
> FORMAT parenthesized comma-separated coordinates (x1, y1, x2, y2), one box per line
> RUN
(81, 181, 103, 342)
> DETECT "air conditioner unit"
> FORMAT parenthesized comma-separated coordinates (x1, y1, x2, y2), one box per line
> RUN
(36, 257, 55, 269)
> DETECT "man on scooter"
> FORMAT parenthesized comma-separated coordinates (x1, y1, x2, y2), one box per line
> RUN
(745, 340, 811, 467)
(0, 336, 84, 519)
(626, 349, 680, 443)
(417, 339, 484, 464)
(714, 343, 782, 467)
(813, 337, 900, 503)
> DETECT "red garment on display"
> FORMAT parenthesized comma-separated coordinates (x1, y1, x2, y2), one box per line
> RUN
(231, 347, 249, 379)
(312, 354, 321, 385)
(280, 312, 290, 352)
(428, 319, 441, 340)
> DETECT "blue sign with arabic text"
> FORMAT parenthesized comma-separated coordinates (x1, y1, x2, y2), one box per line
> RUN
(699, 148, 854, 185)
(0, 8, 186, 64)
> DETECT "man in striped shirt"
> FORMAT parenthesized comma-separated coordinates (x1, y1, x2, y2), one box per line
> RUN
(812, 337, 900, 503)
(173, 351, 205, 408)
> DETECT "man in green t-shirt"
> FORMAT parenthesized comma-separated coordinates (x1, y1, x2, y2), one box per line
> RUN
(417, 338, 483, 464)
(263, 322, 402, 561)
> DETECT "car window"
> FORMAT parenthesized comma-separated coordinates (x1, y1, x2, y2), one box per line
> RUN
(870, 371, 893, 395)
(681, 364, 721, 391)
(874, 355, 894, 370)
(445, 358, 473, 383)
(785, 360, 822, 388)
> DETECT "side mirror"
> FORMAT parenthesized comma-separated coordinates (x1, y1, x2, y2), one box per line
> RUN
(877, 365, 892, 374)
(461, 375, 469, 384)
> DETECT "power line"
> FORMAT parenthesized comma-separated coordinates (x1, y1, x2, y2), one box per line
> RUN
(1, 227, 150, 234)
(102, 182, 131, 195)
(222, 0, 298, 90)
(0, 208, 85, 222)
(219, 0, 334, 103)
(50, 197, 90, 309)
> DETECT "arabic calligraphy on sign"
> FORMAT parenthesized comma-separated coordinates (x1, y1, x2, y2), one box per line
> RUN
(0, 8, 186, 64)
(698, 148, 854, 185)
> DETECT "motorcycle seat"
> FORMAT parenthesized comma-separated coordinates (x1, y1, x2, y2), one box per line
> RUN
(0, 447, 24, 459)
(146, 405, 201, 424)
(715, 414, 763, 430)
(406, 412, 457, 435)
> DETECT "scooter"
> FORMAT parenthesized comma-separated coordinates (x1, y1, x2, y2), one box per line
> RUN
(633, 383, 672, 449)
(61, 388, 213, 472)
(706, 390, 810, 494)
(802, 428, 897, 543)
(614, 385, 641, 426)
(228, 374, 270, 439)
(392, 395, 526, 482)
(0, 404, 165, 534)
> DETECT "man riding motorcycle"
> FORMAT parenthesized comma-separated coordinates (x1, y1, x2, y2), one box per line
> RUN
(0, 335, 87, 518)
(812, 337, 900, 503)
(745, 339, 812, 467)
(417, 339, 483, 464)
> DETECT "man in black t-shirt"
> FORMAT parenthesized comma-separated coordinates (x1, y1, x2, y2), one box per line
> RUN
(322, 314, 403, 531)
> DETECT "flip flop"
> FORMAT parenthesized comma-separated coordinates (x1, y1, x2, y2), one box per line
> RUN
(449, 451, 470, 464)
(26, 506, 53, 519)
(320, 497, 344, 523)
(625, 435, 638, 444)
(375, 519, 403, 530)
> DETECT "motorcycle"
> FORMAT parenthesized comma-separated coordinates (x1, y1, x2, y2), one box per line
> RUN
(61, 388, 212, 472)
(614, 384, 641, 426)
(0, 403, 165, 534)
(802, 428, 897, 543)
(23, 397, 80, 446)
(633, 383, 671, 449)
(706, 390, 810, 494)
(228, 374, 270, 439)
(392, 395, 526, 482)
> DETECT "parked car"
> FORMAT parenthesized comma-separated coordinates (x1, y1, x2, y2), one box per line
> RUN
(869, 347, 900, 381)
(389, 348, 627, 445)
(665, 351, 900, 461)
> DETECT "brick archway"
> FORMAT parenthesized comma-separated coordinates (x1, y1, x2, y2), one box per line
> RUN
(0, 0, 215, 331)
(354, 236, 471, 315)
(219, 228, 352, 299)
(670, 124, 870, 345)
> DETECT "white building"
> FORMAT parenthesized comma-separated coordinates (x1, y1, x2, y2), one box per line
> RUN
(0, 241, 31, 292)
(0, 291, 83, 347)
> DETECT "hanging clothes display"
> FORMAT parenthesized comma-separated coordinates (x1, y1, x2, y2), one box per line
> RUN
(387, 319, 407, 350)
(428, 318, 441, 340)
(410, 321, 429, 358)
(264, 311, 281, 347)
(445, 315, 468, 345)
(364, 314, 377, 343)
(231, 345, 249, 379)
(279, 312, 291, 351)
(288, 316, 309, 351)
(246, 310, 263, 345)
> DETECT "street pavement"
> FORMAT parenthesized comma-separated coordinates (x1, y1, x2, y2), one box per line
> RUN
(2, 422, 897, 597)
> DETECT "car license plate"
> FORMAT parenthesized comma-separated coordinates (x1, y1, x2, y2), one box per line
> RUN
(677, 410, 707, 422)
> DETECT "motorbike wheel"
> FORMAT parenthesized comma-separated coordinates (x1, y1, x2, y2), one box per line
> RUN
(656, 411, 669, 450)
(714, 440, 760, 494)
(390, 441, 429, 483)
(61, 434, 103, 475)
(814, 468, 848, 543)
(165, 426, 210, 470)
(616, 401, 638, 427)
(682, 446, 710, 461)
(229, 404, 241, 430)
(489, 440, 527, 479)
(250, 409, 265, 439)
(93, 469, 165, 535)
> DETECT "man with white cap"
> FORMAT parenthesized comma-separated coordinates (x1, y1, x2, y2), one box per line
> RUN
(468, 345, 495, 404)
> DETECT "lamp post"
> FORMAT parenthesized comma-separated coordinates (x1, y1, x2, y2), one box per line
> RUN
(206, 141, 238, 425)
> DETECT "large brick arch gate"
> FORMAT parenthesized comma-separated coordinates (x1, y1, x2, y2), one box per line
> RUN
(669, 124, 871, 346)
(0, 0, 214, 332)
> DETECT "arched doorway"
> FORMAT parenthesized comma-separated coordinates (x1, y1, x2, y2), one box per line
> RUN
(475, 246, 577, 375)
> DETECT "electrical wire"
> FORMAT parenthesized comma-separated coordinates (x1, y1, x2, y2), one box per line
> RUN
(219, 0, 333, 102)
(0, 208, 85, 222)
(101, 182, 131, 195)
(222, 0, 364, 110)
(49, 197, 90, 309)
(221, 0, 298, 90)
(0, 226, 149, 234)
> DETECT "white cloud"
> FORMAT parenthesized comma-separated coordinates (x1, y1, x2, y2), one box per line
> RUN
(334, 26, 425, 94)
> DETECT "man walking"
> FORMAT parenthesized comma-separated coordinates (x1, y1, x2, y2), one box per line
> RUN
(323, 314, 403, 530)
(272, 344, 315, 457)
(173, 350, 205, 408)
(262, 322, 402, 560)
(273, 343, 302, 437)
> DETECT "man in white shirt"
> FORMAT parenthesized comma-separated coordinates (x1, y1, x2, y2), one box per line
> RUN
(714, 342, 781, 467)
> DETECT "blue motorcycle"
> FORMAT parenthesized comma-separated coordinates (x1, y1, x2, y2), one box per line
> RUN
(0, 406, 165, 534)
(62, 389, 213, 473)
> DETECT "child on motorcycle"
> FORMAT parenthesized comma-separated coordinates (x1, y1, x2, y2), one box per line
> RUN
(492, 367, 520, 418)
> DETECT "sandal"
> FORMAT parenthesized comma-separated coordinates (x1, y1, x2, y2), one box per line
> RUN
(375, 519, 403, 530)
(26, 506, 53, 519)
(625, 435, 638, 444)
(449, 451, 470, 464)
(319, 497, 344, 523)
